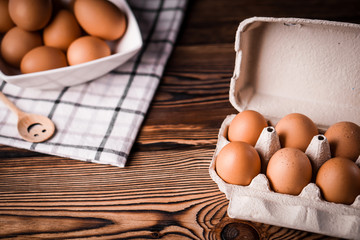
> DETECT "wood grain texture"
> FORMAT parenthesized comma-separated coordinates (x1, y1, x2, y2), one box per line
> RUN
(1, 0, 360, 239)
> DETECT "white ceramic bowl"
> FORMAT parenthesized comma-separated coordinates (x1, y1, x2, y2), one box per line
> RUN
(0, 0, 142, 90)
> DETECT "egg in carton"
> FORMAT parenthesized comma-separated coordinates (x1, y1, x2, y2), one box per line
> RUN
(209, 17, 360, 239)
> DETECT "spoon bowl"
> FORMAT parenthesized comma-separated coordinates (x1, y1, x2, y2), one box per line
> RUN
(17, 113, 56, 143)
(0, 91, 56, 143)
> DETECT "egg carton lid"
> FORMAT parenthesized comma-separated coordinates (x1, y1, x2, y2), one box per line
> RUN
(230, 17, 360, 130)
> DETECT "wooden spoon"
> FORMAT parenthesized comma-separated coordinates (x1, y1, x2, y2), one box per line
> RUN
(0, 91, 55, 143)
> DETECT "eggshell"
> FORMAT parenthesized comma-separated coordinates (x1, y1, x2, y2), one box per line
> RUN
(0, 0, 15, 33)
(20, 46, 67, 74)
(8, 0, 52, 31)
(73, 0, 127, 40)
(215, 141, 261, 186)
(266, 148, 312, 195)
(275, 113, 318, 152)
(0, 26, 42, 67)
(228, 110, 268, 146)
(67, 36, 111, 66)
(324, 121, 360, 162)
(316, 157, 360, 205)
(43, 9, 82, 51)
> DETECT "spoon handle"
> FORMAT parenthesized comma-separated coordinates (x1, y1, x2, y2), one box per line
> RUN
(0, 91, 24, 117)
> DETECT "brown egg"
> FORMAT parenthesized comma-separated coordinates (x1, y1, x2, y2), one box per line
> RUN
(67, 36, 111, 65)
(1, 26, 42, 67)
(20, 46, 67, 73)
(0, 0, 15, 33)
(43, 9, 82, 51)
(8, 0, 52, 31)
(73, 0, 127, 40)
(275, 113, 318, 152)
(228, 110, 268, 146)
(316, 157, 360, 205)
(266, 148, 312, 195)
(324, 121, 360, 162)
(215, 141, 261, 186)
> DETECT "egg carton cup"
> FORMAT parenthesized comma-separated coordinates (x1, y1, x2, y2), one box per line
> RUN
(210, 17, 360, 239)
(209, 115, 360, 239)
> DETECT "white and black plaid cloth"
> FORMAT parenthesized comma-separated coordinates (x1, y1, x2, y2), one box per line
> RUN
(0, 0, 187, 167)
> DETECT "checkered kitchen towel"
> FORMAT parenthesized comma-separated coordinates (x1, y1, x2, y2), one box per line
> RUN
(0, 0, 187, 167)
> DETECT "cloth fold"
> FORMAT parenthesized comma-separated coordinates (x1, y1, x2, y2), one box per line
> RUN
(0, 0, 187, 167)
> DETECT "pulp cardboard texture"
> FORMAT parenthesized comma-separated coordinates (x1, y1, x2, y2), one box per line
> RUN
(209, 17, 360, 239)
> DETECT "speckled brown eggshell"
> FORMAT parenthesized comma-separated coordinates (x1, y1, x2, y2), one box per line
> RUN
(67, 36, 111, 65)
(0, 0, 15, 33)
(8, 0, 52, 31)
(228, 110, 268, 146)
(20, 46, 67, 73)
(1, 26, 42, 67)
(73, 0, 127, 41)
(275, 113, 318, 152)
(216, 141, 261, 186)
(324, 121, 360, 162)
(266, 148, 312, 195)
(43, 9, 82, 51)
(316, 157, 360, 205)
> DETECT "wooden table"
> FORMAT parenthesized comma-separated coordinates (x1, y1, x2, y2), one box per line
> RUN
(1, 0, 359, 239)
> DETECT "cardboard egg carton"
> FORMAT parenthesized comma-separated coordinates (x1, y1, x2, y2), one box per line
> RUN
(209, 17, 360, 239)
